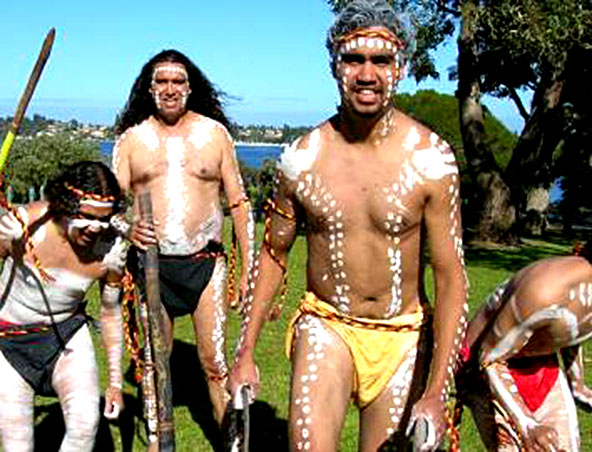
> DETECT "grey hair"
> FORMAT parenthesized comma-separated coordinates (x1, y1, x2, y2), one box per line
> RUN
(326, 0, 405, 64)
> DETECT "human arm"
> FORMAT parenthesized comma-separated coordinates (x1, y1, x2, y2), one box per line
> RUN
(227, 169, 300, 399)
(562, 345, 592, 409)
(406, 147, 468, 450)
(111, 131, 157, 250)
(100, 239, 127, 419)
(220, 130, 255, 302)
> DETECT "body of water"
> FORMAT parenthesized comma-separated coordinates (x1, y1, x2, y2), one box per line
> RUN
(100, 141, 282, 169)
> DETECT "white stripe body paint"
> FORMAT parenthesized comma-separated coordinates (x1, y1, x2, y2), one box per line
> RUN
(483, 306, 579, 365)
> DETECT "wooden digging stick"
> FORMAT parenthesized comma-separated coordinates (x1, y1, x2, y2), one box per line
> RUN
(138, 192, 175, 452)
(0, 28, 55, 173)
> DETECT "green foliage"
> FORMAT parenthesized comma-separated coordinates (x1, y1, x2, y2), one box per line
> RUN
(5, 133, 102, 202)
(395, 90, 516, 170)
(325, 0, 458, 83)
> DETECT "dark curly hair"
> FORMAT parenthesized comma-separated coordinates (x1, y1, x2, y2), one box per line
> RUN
(115, 49, 231, 134)
(44, 161, 124, 218)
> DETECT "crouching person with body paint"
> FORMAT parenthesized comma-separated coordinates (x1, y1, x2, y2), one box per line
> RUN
(0, 161, 126, 452)
(458, 249, 592, 451)
(228, 1, 468, 450)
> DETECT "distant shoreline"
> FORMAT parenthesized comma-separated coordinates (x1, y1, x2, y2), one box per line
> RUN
(236, 141, 287, 147)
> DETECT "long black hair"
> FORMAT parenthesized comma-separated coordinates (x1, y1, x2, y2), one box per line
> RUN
(44, 161, 124, 218)
(115, 49, 231, 134)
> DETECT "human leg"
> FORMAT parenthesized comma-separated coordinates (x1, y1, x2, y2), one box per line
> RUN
(533, 370, 579, 452)
(192, 257, 229, 425)
(358, 347, 417, 452)
(289, 314, 354, 451)
(0, 349, 34, 452)
(52, 325, 100, 452)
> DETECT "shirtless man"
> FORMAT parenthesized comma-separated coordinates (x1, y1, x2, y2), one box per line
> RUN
(460, 251, 592, 452)
(0, 161, 125, 451)
(228, 1, 468, 450)
(112, 49, 254, 425)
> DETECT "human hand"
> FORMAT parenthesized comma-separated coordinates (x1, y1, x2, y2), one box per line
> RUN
(104, 385, 124, 420)
(405, 394, 446, 452)
(524, 425, 564, 452)
(227, 352, 259, 406)
(0, 210, 24, 242)
(130, 218, 158, 251)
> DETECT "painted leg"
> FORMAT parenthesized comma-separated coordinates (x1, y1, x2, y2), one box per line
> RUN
(359, 347, 417, 452)
(562, 345, 592, 408)
(289, 314, 353, 451)
(0, 349, 34, 452)
(532, 371, 580, 452)
(52, 326, 100, 452)
(192, 258, 229, 426)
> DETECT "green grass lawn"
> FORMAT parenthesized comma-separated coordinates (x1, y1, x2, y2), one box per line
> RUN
(28, 225, 592, 451)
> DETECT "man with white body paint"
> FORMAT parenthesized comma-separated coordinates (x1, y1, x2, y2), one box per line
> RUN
(228, 1, 468, 450)
(459, 252, 592, 452)
(0, 161, 125, 451)
(113, 49, 254, 426)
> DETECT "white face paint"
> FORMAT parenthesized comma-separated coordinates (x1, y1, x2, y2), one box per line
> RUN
(67, 218, 110, 236)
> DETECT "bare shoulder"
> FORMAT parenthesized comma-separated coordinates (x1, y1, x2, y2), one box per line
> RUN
(186, 112, 232, 147)
(396, 110, 457, 181)
(277, 120, 330, 181)
(514, 256, 592, 304)
(23, 201, 50, 225)
(115, 118, 158, 152)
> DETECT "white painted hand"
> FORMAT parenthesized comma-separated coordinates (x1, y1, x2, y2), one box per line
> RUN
(0, 211, 24, 241)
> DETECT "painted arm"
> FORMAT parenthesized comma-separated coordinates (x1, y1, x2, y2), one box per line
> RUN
(407, 157, 468, 450)
(100, 276, 124, 419)
(111, 131, 155, 249)
(227, 168, 300, 399)
(220, 130, 255, 302)
(562, 345, 592, 408)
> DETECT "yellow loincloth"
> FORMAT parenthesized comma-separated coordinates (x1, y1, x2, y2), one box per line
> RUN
(286, 292, 424, 407)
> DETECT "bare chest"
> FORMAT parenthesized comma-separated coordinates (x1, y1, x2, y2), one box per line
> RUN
(295, 161, 426, 236)
(129, 137, 220, 187)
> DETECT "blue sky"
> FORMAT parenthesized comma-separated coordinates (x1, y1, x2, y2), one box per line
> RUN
(0, 0, 524, 131)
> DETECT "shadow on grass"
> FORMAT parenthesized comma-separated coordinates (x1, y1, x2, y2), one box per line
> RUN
(33, 393, 137, 452)
(465, 231, 576, 273)
(170, 339, 288, 452)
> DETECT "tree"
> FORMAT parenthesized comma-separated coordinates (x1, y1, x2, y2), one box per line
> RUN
(4, 133, 102, 203)
(327, 0, 592, 241)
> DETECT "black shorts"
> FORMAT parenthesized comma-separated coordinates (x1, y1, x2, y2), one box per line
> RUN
(136, 241, 224, 318)
(0, 314, 87, 396)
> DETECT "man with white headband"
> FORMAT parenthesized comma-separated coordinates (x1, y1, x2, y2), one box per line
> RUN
(228, 0, 468, 450)
(0, 161, 126, 451)
(113, 49, 254, 430)
(458, 248, 592, 451)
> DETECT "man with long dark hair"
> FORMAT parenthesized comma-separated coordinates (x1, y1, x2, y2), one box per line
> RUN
(113, 49, 254, 427)
(0, 161, 126, 451)
(228, 1, 468, 450)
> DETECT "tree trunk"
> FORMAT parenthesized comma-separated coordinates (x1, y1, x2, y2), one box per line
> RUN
(457, 8, 517, 243)
(504, 78, 565, 236)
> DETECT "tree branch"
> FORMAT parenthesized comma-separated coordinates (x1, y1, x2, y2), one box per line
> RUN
(507, 86, 530, 121)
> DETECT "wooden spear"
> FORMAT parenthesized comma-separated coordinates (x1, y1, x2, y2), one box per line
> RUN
(0, 28, 55, 173)
(139, 192, 175, 452)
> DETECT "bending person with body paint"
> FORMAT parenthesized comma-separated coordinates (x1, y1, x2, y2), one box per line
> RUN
(0, 161, 126, 452)
(112, 49, 255, 428)
(458, 248, 592, 451)
(228, 1, 468, 450)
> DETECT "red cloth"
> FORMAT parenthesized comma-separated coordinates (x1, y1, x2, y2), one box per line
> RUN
(507, 355, 559, 412)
